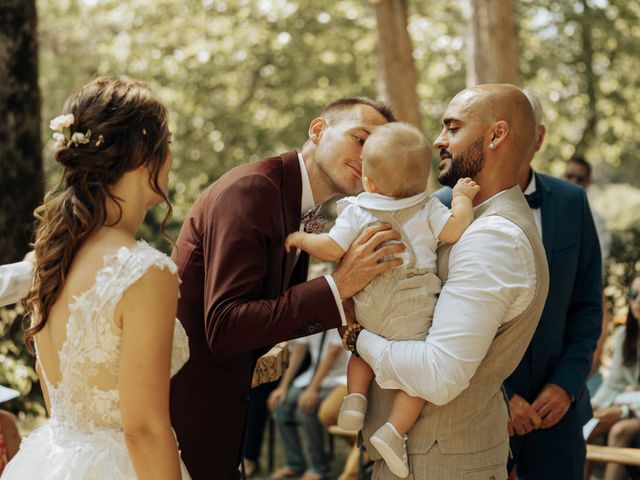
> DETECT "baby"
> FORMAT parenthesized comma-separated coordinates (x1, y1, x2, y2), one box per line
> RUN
(285, 122, 479, 478)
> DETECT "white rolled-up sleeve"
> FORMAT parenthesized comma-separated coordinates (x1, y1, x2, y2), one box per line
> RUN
(357, 216, 536, 406)
(0, 261, 34, 308)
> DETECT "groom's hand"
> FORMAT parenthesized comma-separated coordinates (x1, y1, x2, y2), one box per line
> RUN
(332, 224, 403, 300)
(531, 384, 572, 429)
(507, 394, 542, 436)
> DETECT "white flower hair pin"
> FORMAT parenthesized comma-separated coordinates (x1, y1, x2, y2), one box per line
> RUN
(49, 113, 74, 131)
(49, 113, 102, 150)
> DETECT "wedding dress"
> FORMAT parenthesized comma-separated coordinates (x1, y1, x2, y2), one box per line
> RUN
(2, 241, 191, 479)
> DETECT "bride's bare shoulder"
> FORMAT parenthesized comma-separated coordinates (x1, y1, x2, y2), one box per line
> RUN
(75, 228, 137, 263)
(87, 227, 137, 250)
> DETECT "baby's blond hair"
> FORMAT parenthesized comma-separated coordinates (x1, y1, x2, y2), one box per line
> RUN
(362, 122, 430, 198)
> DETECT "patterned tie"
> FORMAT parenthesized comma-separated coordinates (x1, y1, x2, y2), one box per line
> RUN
(525, 190, 543, 209)
(300, 205, 327, 234)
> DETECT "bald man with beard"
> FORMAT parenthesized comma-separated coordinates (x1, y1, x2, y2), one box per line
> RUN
(345, 85, 550, 479)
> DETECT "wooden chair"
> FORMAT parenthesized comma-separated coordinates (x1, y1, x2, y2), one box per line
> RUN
(328, 425, 358, 440)
(586, 444, 640, 466)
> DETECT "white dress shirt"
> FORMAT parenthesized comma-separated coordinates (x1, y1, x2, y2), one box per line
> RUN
(298, 153, 346, 325)
(524, 173, 542, 236)
(0, 261, 33, 307)
(592, 209, 611, 263)
(357, 191, 537, 406)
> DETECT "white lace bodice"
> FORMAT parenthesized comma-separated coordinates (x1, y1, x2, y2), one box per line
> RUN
(36, 241, 189, 432)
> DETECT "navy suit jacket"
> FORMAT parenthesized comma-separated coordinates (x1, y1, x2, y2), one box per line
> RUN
(433, 174, 602, 430)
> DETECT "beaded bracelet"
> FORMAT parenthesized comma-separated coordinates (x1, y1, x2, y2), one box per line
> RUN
(342, 322, 363, 357)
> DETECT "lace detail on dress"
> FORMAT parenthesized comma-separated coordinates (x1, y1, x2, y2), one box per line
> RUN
(38, 241, 189, 433)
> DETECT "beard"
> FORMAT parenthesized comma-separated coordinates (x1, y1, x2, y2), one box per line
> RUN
(438, 137, 485, 188)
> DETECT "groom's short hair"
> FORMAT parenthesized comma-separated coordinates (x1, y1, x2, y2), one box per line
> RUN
(322, 97, 396, 123)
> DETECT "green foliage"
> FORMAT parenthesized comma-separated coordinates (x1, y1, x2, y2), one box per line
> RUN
(517, 0, 640, 180)
(38, 0, 640, 216)
(0, 303, 45, 417)
(38, 0, 385, 251)
(602, 226, 640, 317)
(607, 225, 640, 311)
(9, 0, 635, 418)
(591, 184, 640, 314)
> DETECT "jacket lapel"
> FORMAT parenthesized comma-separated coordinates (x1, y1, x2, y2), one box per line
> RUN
(280, 150, 302, 291)
(535, 172, 554, 264)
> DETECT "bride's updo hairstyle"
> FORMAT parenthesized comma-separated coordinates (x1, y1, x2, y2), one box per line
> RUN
(25, 76, 172, 352)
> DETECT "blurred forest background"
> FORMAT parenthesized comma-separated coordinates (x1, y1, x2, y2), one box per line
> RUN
(1, 0, 640, 416)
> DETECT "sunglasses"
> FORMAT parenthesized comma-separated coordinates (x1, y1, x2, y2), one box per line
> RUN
(564, 173, 588, 185)
(629, 289, 640, 302)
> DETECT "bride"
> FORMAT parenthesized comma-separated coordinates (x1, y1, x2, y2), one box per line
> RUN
(2, 77, 191, 479)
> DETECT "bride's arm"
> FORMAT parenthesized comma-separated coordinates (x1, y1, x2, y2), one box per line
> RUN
(119, 266, 182, 480)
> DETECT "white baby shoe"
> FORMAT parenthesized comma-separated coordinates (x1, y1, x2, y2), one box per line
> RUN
(370, 422, 409, 478)
(337, 393, 368, 432)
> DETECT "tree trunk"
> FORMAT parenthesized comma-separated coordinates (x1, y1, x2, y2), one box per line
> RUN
(0, 0, 43, 263)
(466, 0, 518, 86)
(573, 0, 597, 157)
(372, 0, 422, 130)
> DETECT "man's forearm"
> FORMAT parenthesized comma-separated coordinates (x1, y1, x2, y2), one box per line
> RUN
(206, 276, 341, 356)
(357, 330, 490, 406)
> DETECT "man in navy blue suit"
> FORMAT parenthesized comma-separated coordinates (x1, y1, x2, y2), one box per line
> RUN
(433, 88, 602, 479)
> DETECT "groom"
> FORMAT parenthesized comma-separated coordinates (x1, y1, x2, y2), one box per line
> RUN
(352, 85, 551, 479)
(170, 97, 400, 479)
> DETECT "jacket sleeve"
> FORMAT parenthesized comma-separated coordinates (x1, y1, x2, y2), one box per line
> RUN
(547, 190, 602, 399)
(202, 174, 341, 357)
(0, 261, 33, 307)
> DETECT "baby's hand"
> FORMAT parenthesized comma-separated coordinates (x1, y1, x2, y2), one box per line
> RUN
(452, 177, 480, 200)
(285, 231, 303, 253)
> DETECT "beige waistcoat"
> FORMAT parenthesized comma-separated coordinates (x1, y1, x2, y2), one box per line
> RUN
(362, 185, 550, 458)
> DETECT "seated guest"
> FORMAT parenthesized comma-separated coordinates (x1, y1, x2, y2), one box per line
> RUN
(591, 273, 640, 480)
(317, 384, 369, 480)
(0, 385, 21, 475)
(242, 381, 279, 477)
(242, 350, 311, 477)
(0, 410, 20, 474)
(268, 331, 347, 480)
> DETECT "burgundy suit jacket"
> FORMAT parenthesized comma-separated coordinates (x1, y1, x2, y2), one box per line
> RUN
(170, 151, 342, 479)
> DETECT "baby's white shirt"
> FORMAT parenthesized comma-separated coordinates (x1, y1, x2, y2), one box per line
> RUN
(329, 191, 452, 270)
